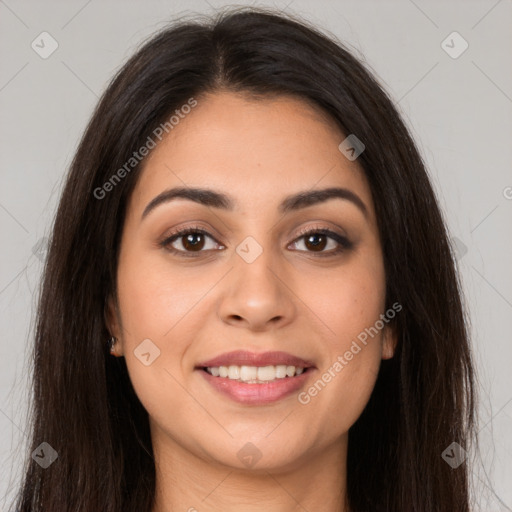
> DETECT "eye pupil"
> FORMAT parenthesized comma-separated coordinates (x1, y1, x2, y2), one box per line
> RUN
(305, 233, 327, 251)
(183, 233, 205, 251)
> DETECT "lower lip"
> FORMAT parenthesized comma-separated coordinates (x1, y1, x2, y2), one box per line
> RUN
(197, 368, 313, 405)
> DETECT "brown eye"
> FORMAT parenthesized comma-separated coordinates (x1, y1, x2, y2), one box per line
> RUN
(181, 232, 206, 251)
(290, 228, 353, 256)
(303, 233, 328, 252)
(160, 227, 224, 256)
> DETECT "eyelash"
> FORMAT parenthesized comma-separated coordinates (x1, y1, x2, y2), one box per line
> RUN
(159, 224, 353, 258)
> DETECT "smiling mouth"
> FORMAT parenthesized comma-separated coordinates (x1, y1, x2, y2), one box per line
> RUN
(200, 364, 310, 384)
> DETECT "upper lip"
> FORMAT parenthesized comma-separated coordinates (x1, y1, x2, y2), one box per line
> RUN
(196, 350, 315, 368)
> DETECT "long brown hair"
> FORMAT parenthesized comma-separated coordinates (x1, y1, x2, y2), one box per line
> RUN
(11, 7, 475, 511)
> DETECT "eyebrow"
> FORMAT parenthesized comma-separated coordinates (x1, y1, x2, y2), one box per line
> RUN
(141, 186, 368, 220)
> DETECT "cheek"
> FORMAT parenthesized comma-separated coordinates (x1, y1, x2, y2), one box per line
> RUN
(115, 242, 201, 340)
(296, 253, 386, 348)
(116, 268, 194, 438)
(295, 252, 386, 426)
(114, 244, 228, 418)
(113, 245, 185, 400)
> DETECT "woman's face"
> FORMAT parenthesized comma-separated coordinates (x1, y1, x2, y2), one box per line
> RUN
(108, 91, 395, 472)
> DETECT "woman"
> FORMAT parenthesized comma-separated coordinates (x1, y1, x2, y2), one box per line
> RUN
(12, 7, 475, 511)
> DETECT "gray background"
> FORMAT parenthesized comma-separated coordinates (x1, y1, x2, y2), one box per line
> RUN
(0, 0, 511, 509)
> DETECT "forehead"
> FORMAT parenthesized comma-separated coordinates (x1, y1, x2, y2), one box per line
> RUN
(129, 91, 375, 221)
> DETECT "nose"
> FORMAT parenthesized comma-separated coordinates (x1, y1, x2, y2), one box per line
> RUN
(217, 247, 296, 332)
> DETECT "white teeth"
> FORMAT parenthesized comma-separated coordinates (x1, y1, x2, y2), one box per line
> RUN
(257, 366, 275, 381)
(275, 365, 287, 378)
(205, 364, 307, 383)
(286, 365, 295, 377)
(240, 365, 258, 381)
(228, 365, 240, 380)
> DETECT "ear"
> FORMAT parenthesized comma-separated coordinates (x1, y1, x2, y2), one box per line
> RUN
(104, 294, 124, 356)
(381, 323, 397, 360)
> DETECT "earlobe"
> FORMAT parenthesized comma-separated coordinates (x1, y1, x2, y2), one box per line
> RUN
(382, 325, 397, 360)
(108, 336, 120, 356)
(104, 294, 123, 356)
